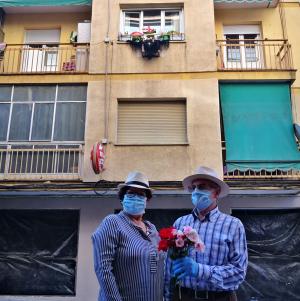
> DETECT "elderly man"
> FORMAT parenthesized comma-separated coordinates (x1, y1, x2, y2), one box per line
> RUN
(164, 166, 248, 301)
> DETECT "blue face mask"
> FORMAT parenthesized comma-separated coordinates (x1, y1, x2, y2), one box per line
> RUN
(191, 189, 213, 211)
(123, 194, 147, 215)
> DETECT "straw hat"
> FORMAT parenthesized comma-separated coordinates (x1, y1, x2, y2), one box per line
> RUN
(118, 171, 152, 200)
(182, 166, 229, 198)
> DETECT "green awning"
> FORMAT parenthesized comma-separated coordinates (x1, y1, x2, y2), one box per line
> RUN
(220, 83, 300, 172)
(0, 0, 91, 6)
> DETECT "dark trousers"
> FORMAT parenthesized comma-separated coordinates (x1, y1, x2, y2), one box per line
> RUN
(173, 286, 238, 301)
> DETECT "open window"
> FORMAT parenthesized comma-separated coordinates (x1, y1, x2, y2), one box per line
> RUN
(119, 8, 184, 41)
(223, 25, 263, 69)
(21, 29, 60, 72)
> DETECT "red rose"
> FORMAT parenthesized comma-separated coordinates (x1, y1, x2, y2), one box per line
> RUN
(158, 239, 169, 251)
(159, 227, 176, 240)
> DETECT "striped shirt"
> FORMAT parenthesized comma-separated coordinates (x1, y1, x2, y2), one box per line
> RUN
(92, 211, 165, 301)
(164, 207, 248, 301)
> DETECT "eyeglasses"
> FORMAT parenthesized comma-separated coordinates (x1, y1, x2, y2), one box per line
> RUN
(191, 183, 219, 192)
(126, 190, 147, 197)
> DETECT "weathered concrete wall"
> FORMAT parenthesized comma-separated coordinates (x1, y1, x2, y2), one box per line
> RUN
(83, 78, 223, 182)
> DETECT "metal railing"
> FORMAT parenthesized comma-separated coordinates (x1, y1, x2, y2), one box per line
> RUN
(224, 168, 300, 179)
(216, 39, 293, 71)
(0, 43, 89, 74)
(0, 145, 83, 180)
(222, 141, 300, 179)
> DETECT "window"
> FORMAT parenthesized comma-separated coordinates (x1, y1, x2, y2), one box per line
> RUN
(22, 30, 60, 72)
(223, 25, 263, 69)
(117, 100, 187, 145)
(220, 83, 300, 173)
(0, 209, 79, 295)
(120, 8, 184, 40)
(0, 84, 87, 143)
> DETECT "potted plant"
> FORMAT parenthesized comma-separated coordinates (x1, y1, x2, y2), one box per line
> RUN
(159, 32, 170, 45)
(130, 32, 144, 47)
(167, 30, 183, 41)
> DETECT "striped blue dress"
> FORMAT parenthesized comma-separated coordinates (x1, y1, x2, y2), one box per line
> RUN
(164, 207, 248, 301)
(92, 211, 165, 301)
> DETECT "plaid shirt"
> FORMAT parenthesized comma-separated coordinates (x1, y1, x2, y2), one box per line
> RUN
(164, 207, 248, 301)
(92, 211, 165, 301)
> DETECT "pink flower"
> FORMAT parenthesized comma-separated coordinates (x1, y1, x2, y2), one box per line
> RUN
(195, 241, 205, 252)
(175, 237, 185, 248)
(186, 229, 199, 242)
(183, 226, 193, 234)
(176, 230, 184, 238)
(172, 228, 178, 236)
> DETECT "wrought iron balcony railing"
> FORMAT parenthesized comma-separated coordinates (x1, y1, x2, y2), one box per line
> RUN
(0, 145, 83, 180)
(216, 39, 293, 71)
(0, 43, 89, 74)
(224, 167, 300, 180)
(221, 141, 300, 180)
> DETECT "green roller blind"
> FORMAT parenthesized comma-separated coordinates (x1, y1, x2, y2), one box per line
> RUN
(0, 0, 91, 6)
(117, 100, 187, 145)
(220, 83, 300, 172)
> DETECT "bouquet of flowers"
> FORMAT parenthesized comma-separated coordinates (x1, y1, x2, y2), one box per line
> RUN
(158, 226, 205, 259)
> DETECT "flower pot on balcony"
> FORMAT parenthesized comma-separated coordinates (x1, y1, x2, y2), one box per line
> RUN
(130, 32, 143, 47)
(159, 33, 170, 46)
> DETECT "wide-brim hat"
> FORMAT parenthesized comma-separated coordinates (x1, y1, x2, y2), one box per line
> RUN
(118, 171, 152, 200)
(182, 166, 229, 198)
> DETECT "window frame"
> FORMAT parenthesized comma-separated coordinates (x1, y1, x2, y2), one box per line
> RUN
(0, 84, 87, 144)
(119, 7, 185, 40)
(223, 24, 263, 68)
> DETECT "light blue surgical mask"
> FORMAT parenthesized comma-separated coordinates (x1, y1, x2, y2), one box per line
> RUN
(191, 189, 213, 211)
(123, 194, 147, 215)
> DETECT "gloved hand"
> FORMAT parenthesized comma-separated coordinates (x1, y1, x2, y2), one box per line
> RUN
(172, 257, 199, 280)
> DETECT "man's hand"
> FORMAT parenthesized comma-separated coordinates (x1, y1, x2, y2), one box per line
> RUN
(172, 257, 199, 280)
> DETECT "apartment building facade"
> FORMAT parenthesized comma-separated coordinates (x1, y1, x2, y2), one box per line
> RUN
(0, 0, 300, 300)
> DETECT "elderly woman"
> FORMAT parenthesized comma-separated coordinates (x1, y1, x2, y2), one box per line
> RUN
(92, 171, 164, 301)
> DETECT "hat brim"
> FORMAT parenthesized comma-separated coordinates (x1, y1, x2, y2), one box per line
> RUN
(182, 174, 229, 198)
(117, 183, 153, 199)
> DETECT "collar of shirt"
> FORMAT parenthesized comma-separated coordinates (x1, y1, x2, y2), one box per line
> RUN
(192, 206, 220, 222)
(120, 210, 153, 235)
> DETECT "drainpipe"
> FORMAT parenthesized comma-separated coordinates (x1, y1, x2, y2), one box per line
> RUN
(278, 0, 288, 40)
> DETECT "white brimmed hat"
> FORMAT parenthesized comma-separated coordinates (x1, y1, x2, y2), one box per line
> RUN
(118, 171, 152, 200)
(182, 166, 229, 198)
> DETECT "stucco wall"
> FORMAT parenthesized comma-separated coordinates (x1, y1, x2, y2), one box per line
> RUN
(284, 4, 300, 87)
(214, 7, 283, 40)
(83, 78, 223, 182)
(291, 88, 300, 125)
(89, 0, 217, 73)
(3, 12, 91, 44)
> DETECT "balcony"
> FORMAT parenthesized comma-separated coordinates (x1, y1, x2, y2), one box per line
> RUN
(222, 141, 300, 180)
(214, 0, 279, 9)
(217, 39, 293, 71)
(0, 145, 83, 180)
(223, 168, 300, 180)
(0, 43, 89, 74)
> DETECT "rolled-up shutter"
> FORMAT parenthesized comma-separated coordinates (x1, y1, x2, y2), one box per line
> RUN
(117, 100, 187, 144)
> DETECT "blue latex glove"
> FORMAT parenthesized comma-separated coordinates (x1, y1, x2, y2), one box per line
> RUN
(172, 257, 199, 280)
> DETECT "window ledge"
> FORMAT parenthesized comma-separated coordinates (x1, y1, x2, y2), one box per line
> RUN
(116, 40, 186, 44)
